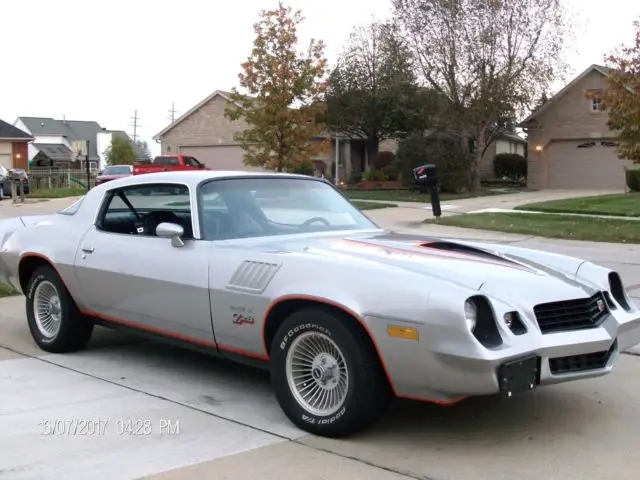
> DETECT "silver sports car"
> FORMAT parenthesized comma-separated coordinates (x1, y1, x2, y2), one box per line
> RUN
(0, 171, 638, 437)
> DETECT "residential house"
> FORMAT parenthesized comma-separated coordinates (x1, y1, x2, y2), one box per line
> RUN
(14, 117, 129, 171)
(152, 90, 390, 181)
(478, 132, 528, 180)
(518, 64, 636, 190)
(0, 119, 33, 170)
(154, 89, 532, 183)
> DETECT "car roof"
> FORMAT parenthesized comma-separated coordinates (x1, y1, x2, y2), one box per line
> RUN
(90, 170, 320, 191)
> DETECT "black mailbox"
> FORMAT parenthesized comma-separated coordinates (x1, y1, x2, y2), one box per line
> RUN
(412, 164, 438, 187)
(412, 164, 441, 218)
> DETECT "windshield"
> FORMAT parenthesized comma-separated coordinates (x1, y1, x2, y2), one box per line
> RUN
(198, 177, 378, 240)
(102, 166, 131, 175)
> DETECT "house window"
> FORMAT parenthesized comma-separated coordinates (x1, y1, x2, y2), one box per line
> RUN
(591, 98, 601, 111)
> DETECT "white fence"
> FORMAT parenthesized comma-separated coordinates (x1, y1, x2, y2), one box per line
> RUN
(27, 169, 98, 190)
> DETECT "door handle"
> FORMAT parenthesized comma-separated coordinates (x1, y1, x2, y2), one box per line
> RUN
(81, 246, 95, 253)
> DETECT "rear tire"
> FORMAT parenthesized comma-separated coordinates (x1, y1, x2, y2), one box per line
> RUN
(25, 265, 93, 353)
(270, 306, 391, 437)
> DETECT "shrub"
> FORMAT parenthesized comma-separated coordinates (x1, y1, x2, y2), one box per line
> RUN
(381, 163, 399, 181)
(493, 153, 527, 181)
(626, 168, 640, 192)
(291, 160, 315, 176)
(348, 171, 363, 185)
(374, 150, 395, 170)
(395, 132, 471, 193)
(364, 169, 387, 182)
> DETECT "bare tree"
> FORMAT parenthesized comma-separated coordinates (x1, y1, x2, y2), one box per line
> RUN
(392, 0, 572, 190)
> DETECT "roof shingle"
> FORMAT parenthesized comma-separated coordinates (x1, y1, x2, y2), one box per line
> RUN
(0, 119, 33, 141)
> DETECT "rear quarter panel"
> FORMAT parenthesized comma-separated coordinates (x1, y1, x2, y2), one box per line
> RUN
(2, 215, 91, 307)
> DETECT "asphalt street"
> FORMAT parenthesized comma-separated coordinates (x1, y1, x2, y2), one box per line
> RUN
(0, 193, 639, 480)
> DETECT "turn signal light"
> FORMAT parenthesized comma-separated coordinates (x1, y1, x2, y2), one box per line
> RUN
(387, 325, 419, 341)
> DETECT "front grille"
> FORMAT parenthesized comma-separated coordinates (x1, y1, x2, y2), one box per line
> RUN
(533, 292, 608, 334)
(549, 340, 617, 374)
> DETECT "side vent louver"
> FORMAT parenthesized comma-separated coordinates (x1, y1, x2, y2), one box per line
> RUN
(227, 261, 280, 293)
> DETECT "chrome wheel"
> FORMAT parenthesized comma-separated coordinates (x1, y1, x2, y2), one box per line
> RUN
(285, 331, 349, 416)
(33, 280, 62, 338)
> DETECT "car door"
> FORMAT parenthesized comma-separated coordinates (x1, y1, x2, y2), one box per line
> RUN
(73, 182, 216, 345)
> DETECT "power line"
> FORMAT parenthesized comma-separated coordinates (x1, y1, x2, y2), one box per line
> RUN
(130, 110, 141, 143)
(168, 102, 177, 123)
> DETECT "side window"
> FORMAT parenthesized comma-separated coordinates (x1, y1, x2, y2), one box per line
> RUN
(166, 156, 179, 166)
(183, 156, 203, 167)
(97, 184, 194, 238)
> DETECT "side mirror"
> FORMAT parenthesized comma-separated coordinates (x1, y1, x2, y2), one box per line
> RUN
(156, 222, 184, 248)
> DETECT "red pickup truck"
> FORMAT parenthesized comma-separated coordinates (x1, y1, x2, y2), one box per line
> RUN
(132, 155, 208, 175)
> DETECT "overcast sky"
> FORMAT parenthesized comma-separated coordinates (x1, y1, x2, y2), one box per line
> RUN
(2, 0, 639, 155)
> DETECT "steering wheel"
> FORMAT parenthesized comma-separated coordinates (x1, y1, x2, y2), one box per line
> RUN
(302, 217, 331, 228)
(203, 211, 234, 238)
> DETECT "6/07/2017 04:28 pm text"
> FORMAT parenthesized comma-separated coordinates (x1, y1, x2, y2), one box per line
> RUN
(38, 418, 181, 436)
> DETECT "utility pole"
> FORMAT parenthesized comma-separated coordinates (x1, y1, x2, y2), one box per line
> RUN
(130, 110, 141, 143)
(168, 103, 176, 123)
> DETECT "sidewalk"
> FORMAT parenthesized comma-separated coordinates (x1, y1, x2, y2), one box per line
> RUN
(355, 189, 621, 214)
(467, 207, 640, 221)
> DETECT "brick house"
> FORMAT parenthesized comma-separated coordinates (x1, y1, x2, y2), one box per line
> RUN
(153, 89, 526, 182)
(519, 64, 636, 190)
(153, 90, 405, 181)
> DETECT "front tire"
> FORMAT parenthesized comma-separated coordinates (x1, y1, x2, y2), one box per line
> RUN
(270, 306, 391, 437)
(25, 265, 93, 353)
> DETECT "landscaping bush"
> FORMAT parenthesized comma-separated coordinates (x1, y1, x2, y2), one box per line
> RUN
(381, 163, 399, 181)
(493, 153, 527, 182)
(291, 160, 315, 176)
(395, 132, 471, 193)
(364, 169, 387, 182)
(374, 151, 395, 170)
(626, 167, 640, 192)
(348, 171, 363, 185)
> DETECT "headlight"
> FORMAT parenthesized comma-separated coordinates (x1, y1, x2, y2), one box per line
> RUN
(464, 298, 477, 331)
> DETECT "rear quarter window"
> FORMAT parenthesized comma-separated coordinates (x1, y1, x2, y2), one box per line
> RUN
(57, 196, 85, 216)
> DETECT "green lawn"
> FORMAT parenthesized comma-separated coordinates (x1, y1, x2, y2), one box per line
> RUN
(0, 283, 19, 298)
(428, 212, 640, 243)
(515, 193, 640, 217)
(344, 188, 512, 203)
(351, 200, 397, 210)
(29, 188, 87, 199)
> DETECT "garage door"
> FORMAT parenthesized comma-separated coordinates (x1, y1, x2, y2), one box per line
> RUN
(0, 154, 12, 169)
(546, 140, 634, 189)
(178, 145, 265, 172)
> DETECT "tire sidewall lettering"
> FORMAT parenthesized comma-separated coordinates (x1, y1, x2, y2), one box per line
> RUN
(301, 406, 347, 425)
(279, 322, 331, 351)
(26, 273, 46, 301)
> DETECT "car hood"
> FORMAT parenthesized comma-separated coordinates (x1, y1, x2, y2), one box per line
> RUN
(263, 231, 596, 300)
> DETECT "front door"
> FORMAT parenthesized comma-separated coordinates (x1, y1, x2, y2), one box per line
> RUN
(73, 182, 215, 345)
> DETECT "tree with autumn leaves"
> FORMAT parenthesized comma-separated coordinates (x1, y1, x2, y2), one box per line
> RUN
(593, 18, 640, 166)
(224, 3, 329, 172)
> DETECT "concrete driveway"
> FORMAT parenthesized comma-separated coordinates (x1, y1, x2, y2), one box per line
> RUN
(1, 193, 640, 479)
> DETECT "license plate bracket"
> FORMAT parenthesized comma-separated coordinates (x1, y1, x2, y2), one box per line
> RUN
(497, 355, 540, 398)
